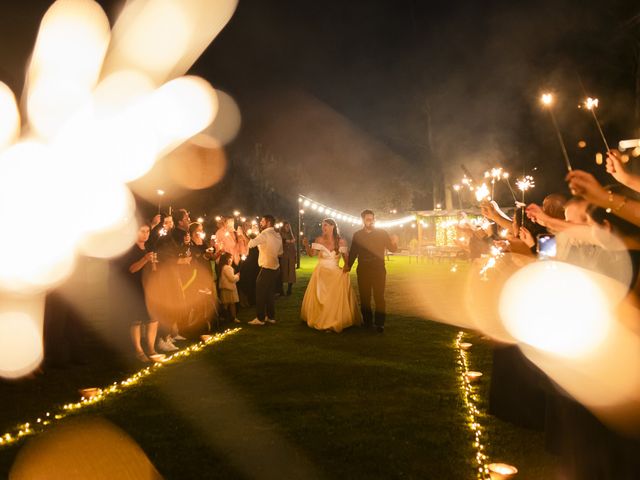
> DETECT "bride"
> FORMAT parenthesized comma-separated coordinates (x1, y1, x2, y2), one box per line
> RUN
(301, 218, 361, 332)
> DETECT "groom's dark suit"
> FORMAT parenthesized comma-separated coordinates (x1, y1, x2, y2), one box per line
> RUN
(348, 228, 397, 329)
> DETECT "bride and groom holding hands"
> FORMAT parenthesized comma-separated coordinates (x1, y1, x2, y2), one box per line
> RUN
(301, 209, 398, 333)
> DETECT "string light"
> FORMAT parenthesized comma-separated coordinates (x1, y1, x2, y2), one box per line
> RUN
(455, 331, 491, 479)
(0, 328, 240, 450)
(298, 194, 416, 228)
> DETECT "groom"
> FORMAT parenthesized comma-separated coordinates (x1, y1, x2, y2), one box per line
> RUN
(344, 209, 398, 333)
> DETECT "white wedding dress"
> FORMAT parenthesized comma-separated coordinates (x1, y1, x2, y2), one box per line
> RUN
(301, 243, 361, 332)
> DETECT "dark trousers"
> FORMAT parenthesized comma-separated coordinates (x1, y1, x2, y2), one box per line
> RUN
(255, 267, 279, 320)
(356, 264, 386, 327)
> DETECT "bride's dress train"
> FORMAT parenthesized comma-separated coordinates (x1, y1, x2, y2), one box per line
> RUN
(301, 243, 361, 332)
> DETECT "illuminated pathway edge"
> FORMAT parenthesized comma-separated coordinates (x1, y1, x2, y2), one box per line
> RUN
(0, 328, 241, 450)
(455, 331, 491, 480)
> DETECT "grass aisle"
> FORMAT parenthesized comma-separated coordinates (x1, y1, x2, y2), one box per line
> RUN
(1, 257, 555, 479)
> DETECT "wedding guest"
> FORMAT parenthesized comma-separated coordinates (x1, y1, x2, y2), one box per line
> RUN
(279, 221, 297, 295)
(247, 215, 283, 325)
(215, 216, 240, 265)
(147, 214, 181, 352)
(219, 252, 241, 324)
(115, 223, 162, 362)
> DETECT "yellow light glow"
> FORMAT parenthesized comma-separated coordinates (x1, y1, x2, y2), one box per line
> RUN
(499, 261, 613, 358)
(26, 0, 111, 139)
(0, 329, 240, 444)
(0, 142, 79, 293)
(103, 0, 238, 86)
(595, 152, 603, 165)
(475, 183, 490, 202)
(585, 97, 599, 110)
(0, 82, 20, 151)
(0, 295, 45, 379)
(146, 76, 219, 154)
(541, 93, 553, 105)
(203, 89, 242, 146)
(79, 213, 138, 258)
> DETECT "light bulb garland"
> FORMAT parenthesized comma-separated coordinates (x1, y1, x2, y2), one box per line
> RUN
(298, 194, 416, 228)
(455, 331, 491, 479)
(0, 328, 240, 450)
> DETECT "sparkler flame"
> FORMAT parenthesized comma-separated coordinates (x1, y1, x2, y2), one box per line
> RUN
(585, 97, 599, 110)
(474, 183, 490, 202)
(516, 175, 535, 192)
(541, 93, 553, 106)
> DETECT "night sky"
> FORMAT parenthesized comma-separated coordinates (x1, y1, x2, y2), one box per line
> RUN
(2, 0, 640, 218)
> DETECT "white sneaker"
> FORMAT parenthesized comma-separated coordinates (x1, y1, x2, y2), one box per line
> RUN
(265, 318, 276, 324)
(248, 318, 265, 326)
(172, 334, 187, 341)
(157, 338, 179, 352)
(233, 318, 241, 324)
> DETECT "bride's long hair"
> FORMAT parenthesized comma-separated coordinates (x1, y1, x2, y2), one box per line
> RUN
(322, 218, 340, 253)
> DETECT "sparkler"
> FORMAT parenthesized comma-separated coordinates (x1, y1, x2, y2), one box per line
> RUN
(515, 175, 535, 202)
(453, 184, 462, 209)
(485, 167, 504, 199)
(583, 97, 610, 152)
(516, 175, 535, 227)
(156, 189, 165, 213)
(501, 171, 518, 204)
(474, 183, 490, 203)
(540, 93, 573, 172)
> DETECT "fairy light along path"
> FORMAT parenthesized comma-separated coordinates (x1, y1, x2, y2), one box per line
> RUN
(455, 331, 491, 480)
(0, 328, 240, 450)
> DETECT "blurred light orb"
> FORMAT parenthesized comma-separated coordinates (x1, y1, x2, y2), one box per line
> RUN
(0, 81, 20, 150)
(148, 76, 218, 150)
(111, 0, 191, 79)
(0, 312, 43, 379)
(76, 180, 136, 235)
(165, 134, 227, 190)
(79, 213, 138, 258)
(31, 0, 110, 80)
(499, 260, 612, 358)
(203, 89, 241, 145)
(27, 0, 111, 140)
(92, 70, 155, 115)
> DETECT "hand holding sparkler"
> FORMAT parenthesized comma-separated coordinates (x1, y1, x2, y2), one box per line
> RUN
(565, 170, 608, 206)
(525, 203, 549, 227)
(606, 150, 640, 191)
(518, 226, 535, 248)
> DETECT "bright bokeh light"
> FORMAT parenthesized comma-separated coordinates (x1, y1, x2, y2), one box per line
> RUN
(0, 82, 20, 150)
(203, 89, 242, 145)
(0, 0, 237, 378)
(0, 297, 44, 379)
(0, 142, 79, 293)
(147, 76, 219, 152)
(541, 93, 553, 105)
(79, 213, 138, 258)
(104, 0, 238, 85)
(499, 261, 613, 358)
(475, 183, 490, 202)
(108, 0, 190, 80)
(26, 0, 111, 139)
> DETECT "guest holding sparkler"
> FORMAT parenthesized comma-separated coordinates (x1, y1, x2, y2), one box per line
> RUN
(114, 222, 162, 362)
(567, 170, 640, 228)
(216, 216, 240, 265)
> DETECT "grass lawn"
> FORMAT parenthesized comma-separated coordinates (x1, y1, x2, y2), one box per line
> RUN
(0, 256, 556, 479)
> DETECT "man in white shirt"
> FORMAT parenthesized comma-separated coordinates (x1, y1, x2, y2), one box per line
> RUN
(247, 215, 283, 325)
